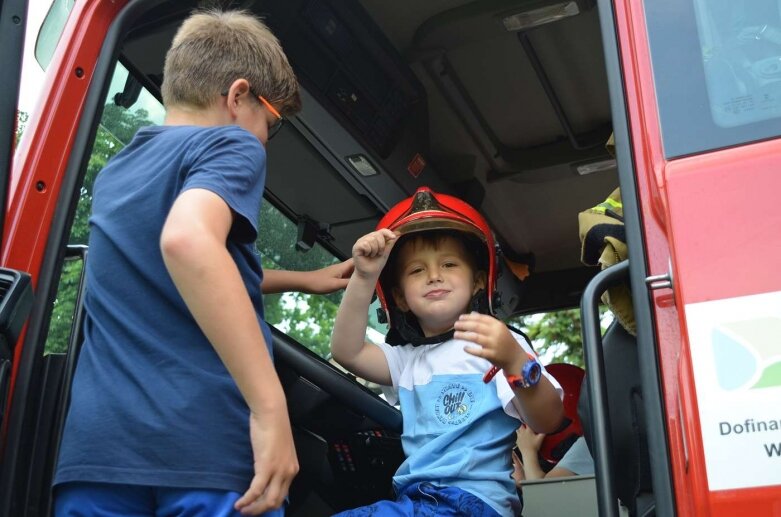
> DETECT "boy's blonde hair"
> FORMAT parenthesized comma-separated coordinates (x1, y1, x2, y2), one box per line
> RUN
(162, 9, 301, 115)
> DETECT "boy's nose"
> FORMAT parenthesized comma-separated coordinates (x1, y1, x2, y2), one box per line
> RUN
(427, 270, 443, 283)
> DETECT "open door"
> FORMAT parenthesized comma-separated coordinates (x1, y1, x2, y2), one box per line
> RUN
(0, 0, 126, 514)
(0, 0, 34, 448)
(0, 0, 28, 238)
(598, 0, 781, 515)
(0, 0, 36, 514)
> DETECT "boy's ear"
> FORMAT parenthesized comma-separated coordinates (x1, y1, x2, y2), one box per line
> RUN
(392, 287, 409, 312)
(473, 270, 487, 294)
(225, 78, 252, 118)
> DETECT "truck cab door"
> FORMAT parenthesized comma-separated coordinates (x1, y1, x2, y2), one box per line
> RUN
(0, 0, 127, 515)
(0, 0, 34, 443)
(1, 0, 28, 232)
(604, 0, 781, 515)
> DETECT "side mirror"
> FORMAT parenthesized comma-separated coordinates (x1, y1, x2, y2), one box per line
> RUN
(34, 0, 76, 71)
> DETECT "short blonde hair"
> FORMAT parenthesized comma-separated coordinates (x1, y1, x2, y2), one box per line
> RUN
(161, 9, 301, 115)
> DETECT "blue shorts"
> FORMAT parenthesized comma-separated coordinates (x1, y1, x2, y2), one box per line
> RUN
(331, 482, 501, 516)
(54, 482, 285, 517)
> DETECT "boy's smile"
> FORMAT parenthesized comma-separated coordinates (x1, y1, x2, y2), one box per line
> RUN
(392, 236, 486, 337)
(424, 288, 451, 299)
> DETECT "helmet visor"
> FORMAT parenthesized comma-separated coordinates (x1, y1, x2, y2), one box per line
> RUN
(393, 217, 487, 243)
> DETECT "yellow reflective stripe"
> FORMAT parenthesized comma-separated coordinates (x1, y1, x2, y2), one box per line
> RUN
(589, 195, 622, 214)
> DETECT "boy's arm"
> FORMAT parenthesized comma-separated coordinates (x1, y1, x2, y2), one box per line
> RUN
(515, 423, 577, 483)
(161, 188, 296, 513)
(455, 312, 564, 433)
(331, 274, 392, 385)
(516, 424, 546, 480)
(161, 189, 285, 415)
(331, 230, 397, 386)
(509, 373, 563, 434)
(546, 465, 578, 479)
(262, 260, 353, 294)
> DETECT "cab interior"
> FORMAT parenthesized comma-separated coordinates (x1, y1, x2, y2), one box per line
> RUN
(23, 0, 642, 515)
(119, 0, 617, 303)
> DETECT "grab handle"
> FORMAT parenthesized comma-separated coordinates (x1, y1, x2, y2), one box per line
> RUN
(580, 260, 629, 517)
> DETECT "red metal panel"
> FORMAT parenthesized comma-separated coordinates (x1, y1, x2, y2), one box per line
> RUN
(618, 0, 781, 514)
(613, 1, 697, 514)
(666, 141, 781, 516)
(3, 0, 127, 426)
(665, 146, 781, 304)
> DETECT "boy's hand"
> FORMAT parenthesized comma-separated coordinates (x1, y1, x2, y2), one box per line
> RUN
(234, 409, 299, 515)
(303, 259, 354, 294)
(515, 424, 547, 480)
(516, 423, 545, 455)
(512, 449, 526, 485)
(454, 312, 526, 373)
(352, 229, 398, 280)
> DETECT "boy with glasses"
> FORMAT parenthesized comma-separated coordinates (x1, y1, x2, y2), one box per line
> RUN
(53, 9, 350, 516)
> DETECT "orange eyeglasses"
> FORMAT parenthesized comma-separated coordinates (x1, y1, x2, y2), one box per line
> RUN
(221, 86, 285, 140)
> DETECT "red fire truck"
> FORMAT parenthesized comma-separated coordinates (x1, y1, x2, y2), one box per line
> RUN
(1, 0, 780, 515)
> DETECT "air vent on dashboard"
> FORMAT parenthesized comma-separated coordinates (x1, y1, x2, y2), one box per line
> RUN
(0, 268, 33, 350)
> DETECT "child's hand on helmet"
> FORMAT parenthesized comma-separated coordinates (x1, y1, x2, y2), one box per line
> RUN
(352, 229, 398, 280)
(455, 312, 526, 373)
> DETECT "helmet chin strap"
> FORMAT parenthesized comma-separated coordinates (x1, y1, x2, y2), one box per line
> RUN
(385, 289, 490, 346)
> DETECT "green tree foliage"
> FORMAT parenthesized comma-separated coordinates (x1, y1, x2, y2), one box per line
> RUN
(44, 103, 153, 354)
(509, 309, 585, 368)
(263, 289, 338, 358)
(100, 103, 155, 145)
(15, 111, 28, 145)
(46, 261, 83, 354)
(256, 202, 342, 359)
(509, 306, 613, 369)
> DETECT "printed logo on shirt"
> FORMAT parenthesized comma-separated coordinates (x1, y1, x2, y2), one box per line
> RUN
(434, 382, 475, 425)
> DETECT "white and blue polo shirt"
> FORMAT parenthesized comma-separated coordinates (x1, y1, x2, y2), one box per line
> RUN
(377, 331, 561, 517)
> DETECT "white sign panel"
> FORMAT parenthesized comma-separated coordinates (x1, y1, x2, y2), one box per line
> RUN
(685, 291, 781, 491)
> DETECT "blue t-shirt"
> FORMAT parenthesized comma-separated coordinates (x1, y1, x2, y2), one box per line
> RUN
(54, 125, 273, 493)
(377, 333, 562, 517)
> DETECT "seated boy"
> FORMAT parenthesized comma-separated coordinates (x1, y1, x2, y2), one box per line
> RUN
(331, 187, 563, 516)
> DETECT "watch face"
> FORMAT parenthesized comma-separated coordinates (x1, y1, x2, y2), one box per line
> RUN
(522, 360, 542, 387)
(523, 361, 542, 386)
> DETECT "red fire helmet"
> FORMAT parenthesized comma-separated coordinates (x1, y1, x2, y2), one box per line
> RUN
(375, 186, 497, 327)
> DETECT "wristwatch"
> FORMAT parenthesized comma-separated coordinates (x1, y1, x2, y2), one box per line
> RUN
(505, 357, 542, 389)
